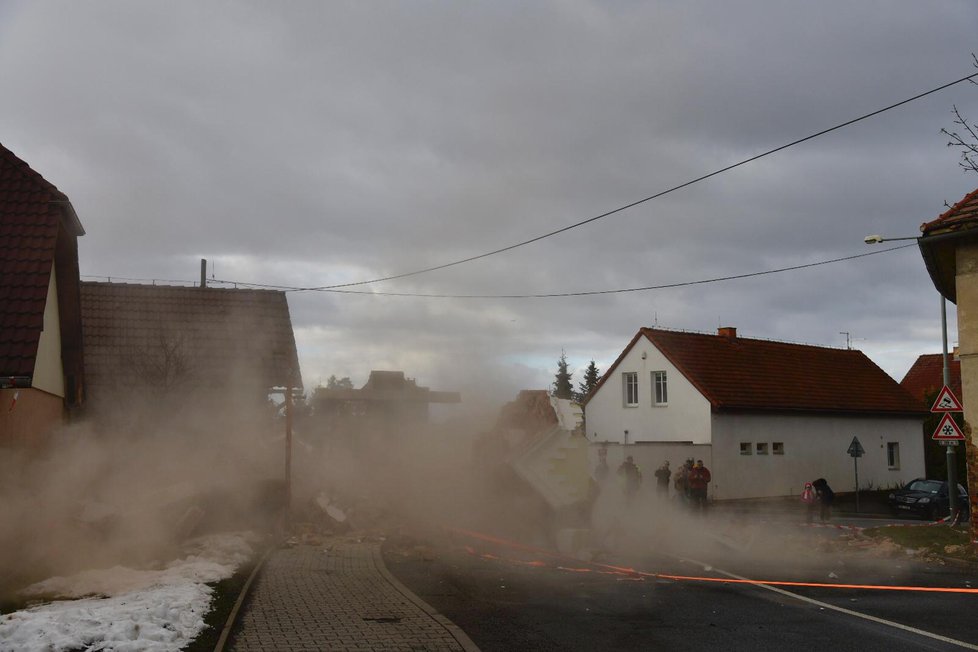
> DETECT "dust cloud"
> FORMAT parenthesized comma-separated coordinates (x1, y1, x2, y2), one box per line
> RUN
(1, 379, 913, 606)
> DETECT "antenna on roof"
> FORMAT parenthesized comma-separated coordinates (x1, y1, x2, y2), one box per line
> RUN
(839, 331, 851, 350)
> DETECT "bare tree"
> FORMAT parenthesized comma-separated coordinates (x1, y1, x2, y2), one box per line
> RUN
(941, 53, 978, 176)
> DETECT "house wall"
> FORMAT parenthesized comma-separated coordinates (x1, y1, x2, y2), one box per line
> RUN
(32, 263, 65, 398)
(711, 413, 925, 500)
(0, 387, 63, 446)
(584, 337, 712, 445)
(954, 239, 978, 530)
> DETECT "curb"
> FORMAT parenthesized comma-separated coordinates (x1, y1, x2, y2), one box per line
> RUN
(213, 544, 274, 652)
(372, 543, 481, 652)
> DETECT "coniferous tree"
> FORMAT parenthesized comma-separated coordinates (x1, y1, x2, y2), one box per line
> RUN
(552, 351, 574, 399)
(577, 360, 601, 401)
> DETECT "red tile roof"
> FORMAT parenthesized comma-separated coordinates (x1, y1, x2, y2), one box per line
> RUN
(584, 328, 925, 416)
(900, 353, 962, 407)
(80, 282, 302, 399)
(920, 187, 978, 234)
(0, 143, 84, 378)
(918, 187, 978, 302)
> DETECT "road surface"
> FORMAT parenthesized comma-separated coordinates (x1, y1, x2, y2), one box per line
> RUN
(384, 515, 978, 651)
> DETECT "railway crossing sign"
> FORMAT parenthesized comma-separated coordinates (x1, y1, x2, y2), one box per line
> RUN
(930, 385, 964, 413)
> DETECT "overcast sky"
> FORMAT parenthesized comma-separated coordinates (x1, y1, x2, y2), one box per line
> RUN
(2, 1, 977, 408)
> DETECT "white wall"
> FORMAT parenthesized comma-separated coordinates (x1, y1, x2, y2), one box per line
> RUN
(711, 413, 925, 500)
(584, 335, 712, 445)
(32, 262, 65, 398)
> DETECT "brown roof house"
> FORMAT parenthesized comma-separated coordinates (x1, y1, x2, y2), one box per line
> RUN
(900, 353, 962, 407)
(581, 327, 927, 500)
(80, 282, 301, 428)
(0, 144, 85, 445)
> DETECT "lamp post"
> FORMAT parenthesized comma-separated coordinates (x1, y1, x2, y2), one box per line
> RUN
(865, 234, 958, 520)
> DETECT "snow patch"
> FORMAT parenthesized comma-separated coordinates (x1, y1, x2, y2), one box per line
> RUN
(0, 531, 258, 652)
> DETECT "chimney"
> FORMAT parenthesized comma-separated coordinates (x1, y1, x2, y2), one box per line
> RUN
(200, 258, 207, 288)
(718, 326, 737, 339)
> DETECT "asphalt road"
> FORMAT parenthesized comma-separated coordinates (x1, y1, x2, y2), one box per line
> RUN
(383, 517, 978, 651)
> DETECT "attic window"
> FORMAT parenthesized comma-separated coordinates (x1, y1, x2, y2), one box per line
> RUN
(623, 372, 638, 407)
(652, 371, 668, 405)
(739, 442, 751, 455)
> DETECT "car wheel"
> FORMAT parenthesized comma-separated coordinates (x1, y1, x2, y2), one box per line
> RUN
(927, 505, 938, 521)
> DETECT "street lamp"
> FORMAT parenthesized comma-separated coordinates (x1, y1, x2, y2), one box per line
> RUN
(865, 234, 958, 521)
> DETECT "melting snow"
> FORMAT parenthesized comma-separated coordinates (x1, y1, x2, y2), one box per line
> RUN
(0, 531, 258, 652)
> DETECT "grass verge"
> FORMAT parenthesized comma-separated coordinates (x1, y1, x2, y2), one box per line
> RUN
(181, 557, 258, 652)
(862, 523, 978, 564)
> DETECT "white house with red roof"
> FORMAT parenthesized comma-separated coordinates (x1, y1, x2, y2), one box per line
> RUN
(582, 327, 927, 500)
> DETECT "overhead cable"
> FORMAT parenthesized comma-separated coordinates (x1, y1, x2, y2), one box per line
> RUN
(296, 72, 978, 291)
(209, 243, 916, 299)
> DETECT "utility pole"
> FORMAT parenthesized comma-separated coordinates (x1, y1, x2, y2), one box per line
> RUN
(285, 381, 293, 533)
(942, 297, 958, 520)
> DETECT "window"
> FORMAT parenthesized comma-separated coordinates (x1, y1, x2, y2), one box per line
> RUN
(756, 442, 769, 455)
(772, 442, 784, 455)
(623, 372, 638, 406)
(652, 371, 668, 405)
(887, 442, 900, 469)
(740, 442, 752, 455)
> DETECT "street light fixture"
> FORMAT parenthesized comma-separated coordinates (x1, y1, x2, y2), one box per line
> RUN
(865, 233, 958, 521)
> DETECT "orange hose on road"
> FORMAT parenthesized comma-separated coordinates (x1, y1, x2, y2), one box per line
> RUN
(447, 526, 978, 595)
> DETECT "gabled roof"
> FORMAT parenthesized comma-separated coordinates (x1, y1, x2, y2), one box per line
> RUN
(918, 187, 978, 302)
(0, 143, 84, 378)
(584, 327, 925, 416)
(80, 282, 302, 395)
(900, 353, 961, 406)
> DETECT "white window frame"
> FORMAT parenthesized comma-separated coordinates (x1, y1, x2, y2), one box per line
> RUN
(886, 442, 900, 469)
(740, 442, 752, 455)
(623, 372, 639, 407)
(652, 370, 668, 406)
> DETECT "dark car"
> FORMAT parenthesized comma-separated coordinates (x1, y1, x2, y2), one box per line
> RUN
(888, 478, 969, 521)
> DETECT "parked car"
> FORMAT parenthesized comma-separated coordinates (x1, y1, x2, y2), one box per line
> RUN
(888, 478, 969, 521)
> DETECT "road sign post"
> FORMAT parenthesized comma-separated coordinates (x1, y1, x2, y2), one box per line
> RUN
(930, 383, 965, 521)
(847, 436, 865, 513)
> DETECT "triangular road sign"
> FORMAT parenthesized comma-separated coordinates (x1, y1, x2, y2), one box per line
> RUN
(847, 436, 865, 457)
(930, 385, 964, 413)
(931, 413, 966, 441)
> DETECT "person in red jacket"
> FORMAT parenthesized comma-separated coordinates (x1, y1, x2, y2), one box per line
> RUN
(688, 459, 712, 512)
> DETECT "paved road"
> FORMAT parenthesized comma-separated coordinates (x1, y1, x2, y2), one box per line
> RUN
(383, 519, 978, 652)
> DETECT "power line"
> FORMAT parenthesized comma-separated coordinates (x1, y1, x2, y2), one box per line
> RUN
(210, 243, 916, 299)
(296, 72, 978, 292)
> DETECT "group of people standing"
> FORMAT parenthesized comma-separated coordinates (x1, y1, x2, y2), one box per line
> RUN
(614, 456, 712, 511)
(801, 477, 834, 522)
(593, 450, 712, 510)
(596, 450, 835, 521)
(663, 458, 711, 511)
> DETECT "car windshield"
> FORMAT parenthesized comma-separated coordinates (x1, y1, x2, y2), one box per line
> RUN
(906, 480, 943, 494)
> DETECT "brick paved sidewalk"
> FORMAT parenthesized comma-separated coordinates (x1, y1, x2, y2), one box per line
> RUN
(229, 537, 478, 652)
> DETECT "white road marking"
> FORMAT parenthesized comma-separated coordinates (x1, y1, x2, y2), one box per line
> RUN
(682, 557, 978, 650)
